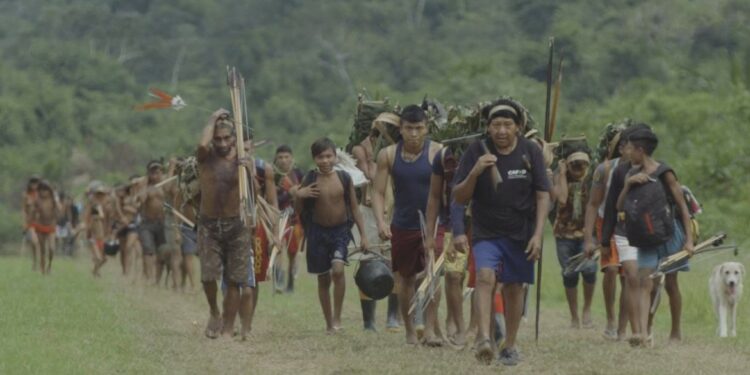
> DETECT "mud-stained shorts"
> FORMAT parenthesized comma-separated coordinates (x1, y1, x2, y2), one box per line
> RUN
(198, 216, 252, 286)
(138, 219, 166, 256)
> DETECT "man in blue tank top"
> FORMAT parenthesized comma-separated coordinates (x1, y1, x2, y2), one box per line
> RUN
(372, 105, 444, 346)
(453, 99, 550, 366)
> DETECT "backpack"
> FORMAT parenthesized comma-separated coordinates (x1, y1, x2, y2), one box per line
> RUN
(623, 165, 674, 248)
(299, 170, 353, 230)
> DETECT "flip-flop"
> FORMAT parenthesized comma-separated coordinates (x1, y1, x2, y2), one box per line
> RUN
(422, 336, 444, 348)
(474, 339, 494, 365)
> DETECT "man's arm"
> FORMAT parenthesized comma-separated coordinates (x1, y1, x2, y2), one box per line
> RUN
(372, 147, 392, 240)
(453, 151, 494, 204)
(424, 173, 443, 259)
(552, 162, 568, 205)
(198, 109, 229, 160)
(664, 172, 694, 253)
(351, 145, 373, 180)
(264, 164, 278, 209)
(349, 179, 369, 250)
(617, 172, 650, 211)
(526, 190, 550, 260)
(583, 183, 605, 256)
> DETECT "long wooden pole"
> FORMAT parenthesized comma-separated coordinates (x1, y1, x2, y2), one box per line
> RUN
(227, 67, 251, 225)
(536, 37, 555, 345)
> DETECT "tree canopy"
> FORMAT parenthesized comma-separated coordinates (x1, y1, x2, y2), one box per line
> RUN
(1, 0, 748, 244)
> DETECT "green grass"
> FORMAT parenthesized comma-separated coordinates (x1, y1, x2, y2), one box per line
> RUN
(0, 257, 162, 374)
(2, 231, 749, 374)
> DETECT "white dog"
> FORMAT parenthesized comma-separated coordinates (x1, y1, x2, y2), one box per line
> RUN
(709, 262, 745, 337)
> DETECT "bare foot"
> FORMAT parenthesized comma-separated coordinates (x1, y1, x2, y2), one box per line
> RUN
(669, 332, 681, 343)
(406, 332, 419, 346)
(326, 327, 337, 335)
(570, 318, 580, 329)
(582, 311, 593, 328)
(204, 315, 223, 339)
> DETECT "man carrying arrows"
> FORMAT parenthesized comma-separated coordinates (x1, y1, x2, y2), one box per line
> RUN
(195, 109, 254, 340)
(453, 99, 550, 366)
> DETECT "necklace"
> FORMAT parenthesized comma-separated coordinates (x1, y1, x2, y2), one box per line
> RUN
(401, 147, 423, 163)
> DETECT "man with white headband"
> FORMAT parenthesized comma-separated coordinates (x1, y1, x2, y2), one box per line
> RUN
(453, 99, 550, 366)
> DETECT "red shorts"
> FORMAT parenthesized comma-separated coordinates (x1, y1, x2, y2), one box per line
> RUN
(494, 290, 505, 314)
(254, 225, 270, 282)
(596, 217, 620, 272)
(285, 222, 304, 257)
(30, 223, 55, 235)
(390, 225, 445, 278)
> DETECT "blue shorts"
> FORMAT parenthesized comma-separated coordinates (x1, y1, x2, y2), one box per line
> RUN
(180, 224, 197, 255)
(306, 222, 352, 275)
(637, 220, 688, 271)
(473, 237, 534, 284)
(555, 238, 597, 288)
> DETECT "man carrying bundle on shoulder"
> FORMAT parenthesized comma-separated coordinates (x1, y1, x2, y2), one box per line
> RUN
(550, 140, 596, 329)
(453, 99, 550, 366)
(350, 111, 402, 332)
(195, 109, 254, 340)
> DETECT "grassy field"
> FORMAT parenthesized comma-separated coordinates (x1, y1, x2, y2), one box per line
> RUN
(1, 235, 749, 375)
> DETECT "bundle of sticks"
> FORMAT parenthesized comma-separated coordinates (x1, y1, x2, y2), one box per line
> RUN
(650, 232, 734, 278)
(563, 249, 600, 276)
(227, 66, 255, 226)
(256, 196, 291, 286)
(408, 211, 443, 316)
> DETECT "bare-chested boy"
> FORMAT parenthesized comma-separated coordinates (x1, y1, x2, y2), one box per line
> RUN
(84, 183, 116, 277)
(196, 109, 254, 339)
(22, 176, 41, 271)
(295, 137, 369, 333)
(32, 181, 63, 275)
(372, 105, 444, 345)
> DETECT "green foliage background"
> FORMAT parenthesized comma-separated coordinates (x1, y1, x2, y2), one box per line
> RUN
(1, 0, 749, 245)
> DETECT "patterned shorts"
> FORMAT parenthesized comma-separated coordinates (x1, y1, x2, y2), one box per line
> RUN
(198, 217, 252, 286)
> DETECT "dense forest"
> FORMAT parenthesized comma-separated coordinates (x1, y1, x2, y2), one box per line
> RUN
(1, 0, 749, 244)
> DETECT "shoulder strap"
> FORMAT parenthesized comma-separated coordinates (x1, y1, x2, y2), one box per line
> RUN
(386, 145, 397, 170)
(336, 170, 353, 219)
(302, 170, 317, 187)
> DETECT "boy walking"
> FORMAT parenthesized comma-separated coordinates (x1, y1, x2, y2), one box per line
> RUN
(296, 138, 369, 333)
(616, 126, 694, 346)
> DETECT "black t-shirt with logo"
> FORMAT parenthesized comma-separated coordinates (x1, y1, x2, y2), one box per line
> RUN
(453, 137, 550, 242)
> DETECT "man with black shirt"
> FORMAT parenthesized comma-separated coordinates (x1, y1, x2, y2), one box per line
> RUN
(453, 99, 550, 366)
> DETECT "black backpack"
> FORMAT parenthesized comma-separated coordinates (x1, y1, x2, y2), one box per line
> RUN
(299, 170, 353, 230)
(623, 164, 674, 248)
